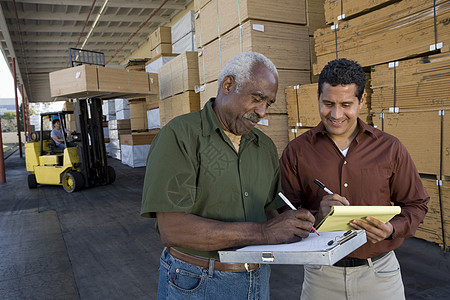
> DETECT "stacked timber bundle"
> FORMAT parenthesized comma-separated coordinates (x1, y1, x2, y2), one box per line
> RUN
(314, 0, 450, 74)
(194, 0, 326, 156)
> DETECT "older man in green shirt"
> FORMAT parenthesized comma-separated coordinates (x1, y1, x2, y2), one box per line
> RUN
(141, 52, 314, 300)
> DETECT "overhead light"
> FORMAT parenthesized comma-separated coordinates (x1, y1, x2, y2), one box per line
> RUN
(80, 0, 109, 50)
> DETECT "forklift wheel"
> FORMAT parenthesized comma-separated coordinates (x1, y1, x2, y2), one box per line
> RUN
(28, 174, 38, 189)
(62, 172, 85, 193)
(107, 166, 116, 184)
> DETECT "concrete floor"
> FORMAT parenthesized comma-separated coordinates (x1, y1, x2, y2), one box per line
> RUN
(0, 150, 449, 299)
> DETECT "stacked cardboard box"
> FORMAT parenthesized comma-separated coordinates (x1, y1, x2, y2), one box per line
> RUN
(115, 98, 130, 120)
(159, 91, 200, 127)
(128, 99, 148, 132)
(49, 65, 157, 99)
(119, 130, 158, 168)
(415, 177, 450, 250)
(172, 11, 196, 54)
(314, 0, 450, 74)
(194, 0, 325, 155)
(106, 119, 131, 160)
(150, 26, 172, 57)
(158, 52, 199, 100)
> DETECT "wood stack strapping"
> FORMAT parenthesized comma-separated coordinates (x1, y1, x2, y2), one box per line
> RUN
(372, 109, 448, 177)
(323, 0, 401, 25)
(371, 52, 450, 112)
(415, 177, 450, 251)
(314, 0, 450, 74)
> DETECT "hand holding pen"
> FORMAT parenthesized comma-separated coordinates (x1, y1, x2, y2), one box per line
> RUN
(278, 192, 320, 236)
(314, 179, 350, 222)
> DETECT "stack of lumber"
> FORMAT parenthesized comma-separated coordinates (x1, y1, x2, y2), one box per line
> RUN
(314, 0, 450, 74)
(157, 52, 201, 127)
(194, 0, 326, 156)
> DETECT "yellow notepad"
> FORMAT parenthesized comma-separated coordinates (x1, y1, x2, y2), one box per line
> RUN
(316, 206, 401, 232)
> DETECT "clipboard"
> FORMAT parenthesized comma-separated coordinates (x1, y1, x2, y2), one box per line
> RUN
(218, 230, 366, 265)
(316, 206, 401, 232)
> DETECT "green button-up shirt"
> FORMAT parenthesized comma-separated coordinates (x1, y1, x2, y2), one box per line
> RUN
(141, 99, 283, 258)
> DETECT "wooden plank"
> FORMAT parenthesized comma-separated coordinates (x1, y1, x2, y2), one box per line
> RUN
(159, 91, 201, 127)
(372, 110, 449, 177)
(195, 0, 307, 48)
(313, 0, 450, 74)
(324, 0, 400, 24)
(415, 177, 450, 250)
(198, 20, 310, 84)
(256, 113, 289, 157)
(158, 52, 199, 100)
(371, 53, 450, 112)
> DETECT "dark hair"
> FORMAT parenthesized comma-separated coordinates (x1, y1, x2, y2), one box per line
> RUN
(318, 58, 366, 101)
(52, 119, 60, 125)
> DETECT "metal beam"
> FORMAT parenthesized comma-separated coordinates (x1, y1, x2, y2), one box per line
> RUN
(9, 0, 187, 10)
(3, 10, 171, 23)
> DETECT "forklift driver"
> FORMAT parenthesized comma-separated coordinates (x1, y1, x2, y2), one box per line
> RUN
(51, 119, 76, 150)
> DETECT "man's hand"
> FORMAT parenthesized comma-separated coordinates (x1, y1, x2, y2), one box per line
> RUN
(350, 217, 394, 243)
(261, 209, 315, 244)
(316, 194, 349, 226)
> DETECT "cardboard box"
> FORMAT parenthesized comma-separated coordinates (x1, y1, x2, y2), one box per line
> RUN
(255, 113, 289, 157)
(121, 144, 152, 168)
(172, 10, 195, 44)
(195, 0, 307, 48)
(372, 110, 449, 177)
(49, 65, 156, 99)
(151, 43, 173, 57)
(49, 64, 98, 98)
(159, 52, 199, 100)
(150, 26, 172, 48)
(128, 99, 148, 131)
(146, 94, 160, 110)
(120, 131, 158, 145)
(159, 91, 201, 127)
(198, 20, 310, 85)
(173, 32, 197, 54)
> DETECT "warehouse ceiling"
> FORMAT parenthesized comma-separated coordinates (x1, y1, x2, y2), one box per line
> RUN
(0, 0, 191, 102)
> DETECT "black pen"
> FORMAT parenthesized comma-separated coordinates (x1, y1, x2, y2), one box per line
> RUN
(314, 179, 334, 195)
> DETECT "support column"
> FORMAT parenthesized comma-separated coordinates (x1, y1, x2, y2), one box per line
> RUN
(0, 114, 5, 183)
(12, 58, 23, 158)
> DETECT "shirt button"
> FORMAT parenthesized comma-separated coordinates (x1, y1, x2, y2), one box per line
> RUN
(344, 161, 347, 165)
(344, 183, 348, 188)
(244, 192, 249, 197)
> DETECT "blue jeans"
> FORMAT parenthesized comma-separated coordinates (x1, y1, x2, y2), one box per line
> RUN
(157, 248, 270, 300)
(56, 142, 76, 150)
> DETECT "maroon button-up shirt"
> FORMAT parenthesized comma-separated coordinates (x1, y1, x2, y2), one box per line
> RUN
(280, 119, 429, 259)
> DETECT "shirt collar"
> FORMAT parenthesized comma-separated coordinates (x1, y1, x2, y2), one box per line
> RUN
(310, 118, 378, 144)
(201, 98, 260, 146)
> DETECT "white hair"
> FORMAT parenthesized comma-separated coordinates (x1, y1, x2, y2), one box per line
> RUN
(217, 52, 278, 94)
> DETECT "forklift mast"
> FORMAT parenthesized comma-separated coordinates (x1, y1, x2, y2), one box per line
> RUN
(74, 98, 110, 187)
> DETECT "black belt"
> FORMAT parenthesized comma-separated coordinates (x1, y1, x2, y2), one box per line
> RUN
(333, 252, 389, 267)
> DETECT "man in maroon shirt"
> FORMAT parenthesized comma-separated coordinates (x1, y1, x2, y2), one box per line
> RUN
(280, 58, 429, 299)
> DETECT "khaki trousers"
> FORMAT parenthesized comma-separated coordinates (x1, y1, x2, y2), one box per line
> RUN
(301, 251, 405, 300)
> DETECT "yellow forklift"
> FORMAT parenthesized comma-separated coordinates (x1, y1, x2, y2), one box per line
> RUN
(25, 98, 115, 192)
